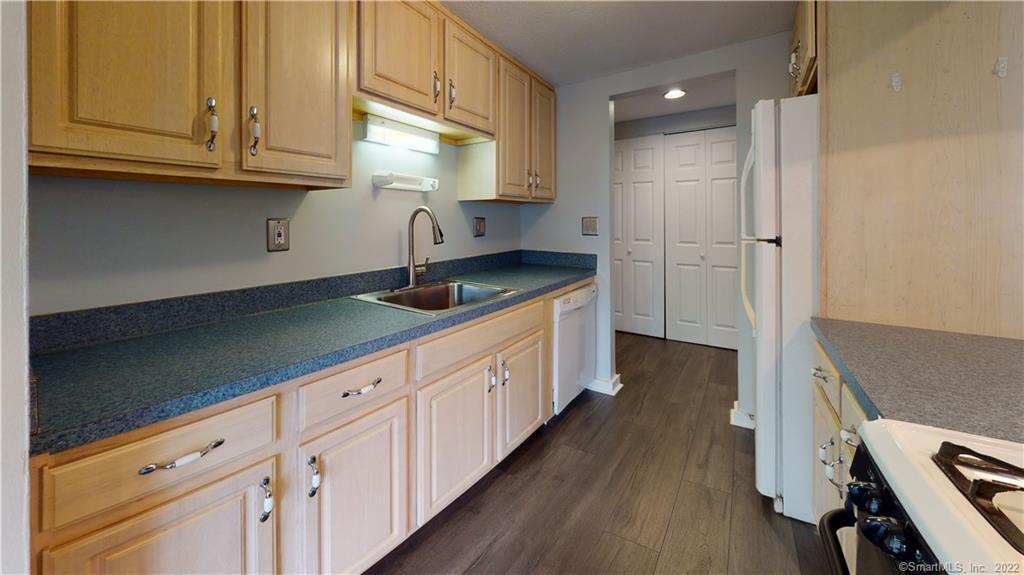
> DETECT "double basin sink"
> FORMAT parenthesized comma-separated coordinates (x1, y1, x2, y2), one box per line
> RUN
(354, 280, 519, 316)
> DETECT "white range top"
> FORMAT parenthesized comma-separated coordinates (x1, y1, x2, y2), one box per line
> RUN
(860, 419, 1024, 570)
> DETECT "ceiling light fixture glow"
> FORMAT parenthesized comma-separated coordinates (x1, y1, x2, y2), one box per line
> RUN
(663, 89, 686, 100)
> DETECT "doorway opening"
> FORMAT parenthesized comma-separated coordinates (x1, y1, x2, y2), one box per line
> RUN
(610, 71, 740, 350)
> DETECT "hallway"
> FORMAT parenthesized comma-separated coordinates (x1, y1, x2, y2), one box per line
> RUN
(369, 333, 825, 574)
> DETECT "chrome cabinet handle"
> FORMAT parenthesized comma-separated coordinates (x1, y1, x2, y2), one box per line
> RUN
(307, 456, 321, 498)
(825, 456, 845, 494)
(840, 426, 860, 448)
(527, 172, 533, 191)
(810, 366, 831, 383)
(433, 71, 441, 104)
(789, 41, 802, 79)
(487, 365, 496, 392)
(534, 171, 540, 191)
(501, 360, 510, 386)
(341, 377, 382, 398)
(259, 476, 274, 522)
(817, 438, 834, 464)
(448, 79, 456, 109)
(248, 106, 261, 156)
(205, 97, 219, 151)
(138, 438, 225, 475)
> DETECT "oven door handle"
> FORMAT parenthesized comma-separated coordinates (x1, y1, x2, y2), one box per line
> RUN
(817, 508, 856, 575)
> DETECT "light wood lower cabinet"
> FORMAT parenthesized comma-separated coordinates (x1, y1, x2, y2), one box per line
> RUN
(42, 459, 276, 574)
(416, 357, 494, 526)
(496, 331, 545, 460)
(299, 398, 408, 575)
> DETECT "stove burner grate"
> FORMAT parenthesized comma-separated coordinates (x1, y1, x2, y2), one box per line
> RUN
(932, 441, 1024, 555)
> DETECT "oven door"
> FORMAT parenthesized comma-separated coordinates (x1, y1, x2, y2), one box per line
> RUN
(818, 508, 934, 575)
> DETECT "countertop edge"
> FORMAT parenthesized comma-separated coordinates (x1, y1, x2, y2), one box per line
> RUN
(809, 318, 883, 421)
(30, 270, 596, 456)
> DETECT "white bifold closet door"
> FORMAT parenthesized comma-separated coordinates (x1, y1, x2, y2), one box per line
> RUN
(612, 135, 665, 338)
(665, 126, 739, 349)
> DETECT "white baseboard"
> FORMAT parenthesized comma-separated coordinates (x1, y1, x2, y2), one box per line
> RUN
(585, 373, 622, 396)
(730, 401, 755, 430)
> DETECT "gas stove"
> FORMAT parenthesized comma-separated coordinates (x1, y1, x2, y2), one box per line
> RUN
(819, 419, 1024, 574)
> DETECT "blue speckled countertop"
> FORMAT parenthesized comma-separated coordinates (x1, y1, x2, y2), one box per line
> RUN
(31, 264, 594, 455)
(811, 317, 1024, 443)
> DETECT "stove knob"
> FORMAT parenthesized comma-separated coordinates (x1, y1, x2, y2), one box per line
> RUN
(861, 517, 914, 561)
(847, 481, 886, 515)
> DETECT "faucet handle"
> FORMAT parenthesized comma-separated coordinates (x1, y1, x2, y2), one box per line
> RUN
(415, 256, 430, 277)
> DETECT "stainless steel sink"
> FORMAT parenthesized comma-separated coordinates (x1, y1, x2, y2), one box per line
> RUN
(354, 281, 518, 316)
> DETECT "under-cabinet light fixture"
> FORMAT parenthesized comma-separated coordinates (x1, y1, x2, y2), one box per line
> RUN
(663, 89, 686, 99)
(363, 114, 440, 155)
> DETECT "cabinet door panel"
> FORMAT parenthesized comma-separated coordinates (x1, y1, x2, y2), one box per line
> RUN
(496, 331, 545, 460)
(811, 386, 843, 522)
(300, 399, 408, 575)
(29, 1, 223, 167)
(497, 58, 531, 199)
(417, 357, 493, 525)
(243, 0, 350, 179)
(359, 1, 441, 114)
(531, 79, 556, 200)
(43, 460, 275, 574)
(444, 20, 496, 133)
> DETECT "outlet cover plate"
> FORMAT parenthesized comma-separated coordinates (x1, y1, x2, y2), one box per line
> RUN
(581, 216, 599, 236)
(473, 217, 486, 237)
(267, 218, 290, 252)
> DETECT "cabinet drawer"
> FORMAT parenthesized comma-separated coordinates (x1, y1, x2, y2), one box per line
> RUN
(813, 340, 842, 415)
(298, 350, 408, 432)
(415, 301, 543, 382)
(42, 397, 276, 530)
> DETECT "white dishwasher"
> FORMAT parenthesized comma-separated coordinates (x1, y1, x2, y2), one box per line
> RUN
(552, 283, 597, 415)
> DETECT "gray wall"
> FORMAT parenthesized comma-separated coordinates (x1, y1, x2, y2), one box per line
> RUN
(614, 105, 736, 140)
(520, 31, 791, 384)
(29, 122, 522, 314)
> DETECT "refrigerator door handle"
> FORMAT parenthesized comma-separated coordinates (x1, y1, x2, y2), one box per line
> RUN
(740, 239, 756, 329)
(739, 134, 756, 242)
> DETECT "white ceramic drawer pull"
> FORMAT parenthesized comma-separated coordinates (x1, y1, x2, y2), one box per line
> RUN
(341, 377, 382, 398)
(137, 438, 225, 476)
(841, 427, 860, 448)
(259, 476, 273, 522)
(307, 456, 321, 498)
(818, 438, 834, 464)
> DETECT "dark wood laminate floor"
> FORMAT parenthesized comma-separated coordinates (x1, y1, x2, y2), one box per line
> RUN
(368, 333, 827, 575)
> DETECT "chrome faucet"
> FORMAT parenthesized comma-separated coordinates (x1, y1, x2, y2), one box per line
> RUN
(406, 206, 444, 289)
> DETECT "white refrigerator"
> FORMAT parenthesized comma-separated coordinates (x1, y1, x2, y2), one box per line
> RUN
(733, 94, 819, 523)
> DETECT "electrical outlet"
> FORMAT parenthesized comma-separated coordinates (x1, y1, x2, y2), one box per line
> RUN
(267, 218, 290, 252)
(581, 216, 599, 236)
(473, 217, 486, 237)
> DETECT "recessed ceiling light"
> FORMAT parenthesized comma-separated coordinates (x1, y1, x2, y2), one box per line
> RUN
(663, 89, 686, 100)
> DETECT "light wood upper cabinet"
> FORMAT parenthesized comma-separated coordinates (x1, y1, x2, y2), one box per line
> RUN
(531, 79, 556, 200)
(242, 1, 350, 179)
(29, 1, 224, 168)
(495, 331, 545, 460)
(358, 1, 442, 115)
(42, 459, 276, 575)
(789, 1, 817, 95)
(416, 357, 494, 526)
(299, 399, 408, 575)
(443, 20, 497, 134)
(497, 59, 532, 199)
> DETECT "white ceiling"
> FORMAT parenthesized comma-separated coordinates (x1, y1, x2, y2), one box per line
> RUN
(443, 1, 795, 86)
(613, 71, 736, 122)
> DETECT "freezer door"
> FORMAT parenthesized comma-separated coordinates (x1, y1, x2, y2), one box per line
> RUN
(753, 241, 779, 499)
(752, 99, 778, 240)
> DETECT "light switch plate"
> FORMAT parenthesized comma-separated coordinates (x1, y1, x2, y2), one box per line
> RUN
(267, 218, 290, 252)
(581, 216, 599, 236)
(473, 217, 486, 237)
